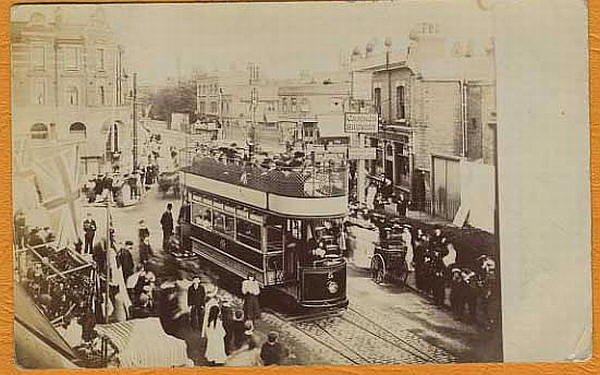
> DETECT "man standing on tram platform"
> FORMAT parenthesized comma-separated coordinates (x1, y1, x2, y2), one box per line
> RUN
(160, 203, 174, 251)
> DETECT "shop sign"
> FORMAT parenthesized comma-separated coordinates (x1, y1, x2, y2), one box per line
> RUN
(344, 113, 378, 133)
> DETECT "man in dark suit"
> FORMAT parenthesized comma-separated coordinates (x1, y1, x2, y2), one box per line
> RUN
(83, 213, 97, 255)
(396, 193, 409, 217)
(187, 276, 205, 330)
(160, 203, 174, 251)
(118, 241, 135, 282)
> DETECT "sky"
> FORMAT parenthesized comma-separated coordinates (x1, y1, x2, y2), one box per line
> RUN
(13, 0, 493, 85)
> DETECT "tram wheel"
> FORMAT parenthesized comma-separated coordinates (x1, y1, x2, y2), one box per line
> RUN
(370, 256, 385, 284)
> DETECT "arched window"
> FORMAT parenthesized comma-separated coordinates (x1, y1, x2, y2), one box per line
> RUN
(69, 122, 86, 137)
(66, 86, 79, 106)
(31, 123, 48, 140)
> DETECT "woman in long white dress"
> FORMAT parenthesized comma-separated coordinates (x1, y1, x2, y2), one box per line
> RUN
(203, 305, 227, 366)
(402, 226, 414, 272)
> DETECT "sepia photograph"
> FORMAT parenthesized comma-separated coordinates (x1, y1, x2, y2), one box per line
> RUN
(10, 0, 588, 369)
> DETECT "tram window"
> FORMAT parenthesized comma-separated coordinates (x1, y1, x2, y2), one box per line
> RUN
(214, 212, 235, 236)
(287, 219, 302, 241)
(192, 204, 212, 229)
(236, 219, 261, 250)
(266, 224, 283, 252)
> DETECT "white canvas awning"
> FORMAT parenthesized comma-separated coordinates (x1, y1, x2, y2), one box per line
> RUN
(95, 318, 192, 368)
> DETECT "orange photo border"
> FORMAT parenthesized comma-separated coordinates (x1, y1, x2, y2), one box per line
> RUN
(0, 1, 597, 374)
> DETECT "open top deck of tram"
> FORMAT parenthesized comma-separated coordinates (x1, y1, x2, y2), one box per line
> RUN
(179, 147, 349, 218)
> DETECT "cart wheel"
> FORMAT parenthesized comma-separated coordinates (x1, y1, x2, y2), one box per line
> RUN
(371, 255, 385, 284)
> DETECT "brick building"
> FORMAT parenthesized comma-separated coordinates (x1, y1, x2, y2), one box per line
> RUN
(11, 8, 132, 174)
(195, 66, 280, 145)
(277, 73, 351, 148)
(351, 22, 496, 222)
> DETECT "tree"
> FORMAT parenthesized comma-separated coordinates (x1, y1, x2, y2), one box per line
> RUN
(148, 80, 197, 124)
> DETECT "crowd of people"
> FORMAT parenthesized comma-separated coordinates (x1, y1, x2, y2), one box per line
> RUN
(348, 203, 500, 330)
(188, 144, 346, 198)
(82, 164, 160, 208)
(184, 274, 292, 366)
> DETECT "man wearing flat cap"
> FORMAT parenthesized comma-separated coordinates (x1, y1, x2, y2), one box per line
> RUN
(260, 331, 289, 366)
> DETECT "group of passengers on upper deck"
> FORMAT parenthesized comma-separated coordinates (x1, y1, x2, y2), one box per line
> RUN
(187, 145, 346, 198)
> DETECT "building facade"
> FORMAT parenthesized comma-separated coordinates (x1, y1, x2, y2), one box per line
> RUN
(350, 22, 497, 222)
(11, 8, 132, 174)
(278, 75, 351, 148)
(195, 66, 281, 146)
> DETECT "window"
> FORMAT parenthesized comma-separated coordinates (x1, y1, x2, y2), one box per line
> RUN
(97, 48, 105, 70)
(291, 97, 297, 112)
(396, 86, 406, 120)
(236, 219, 261, 250)
(32, 80, 45, 105)
(266, 223, 283, 252)
(191, 204, 212, 229)
(64, 47, 78, 71)
(210, 101, 218, 114)
(99, 86, 105, 106)
(374, 87, 382, 115)
(199, 101, 206, 114)
(213, 211, 234, 236)
(30, 123, 48, 140)
(282, 98, 288, 112)
(31, 46, 45, 69)
(66, 86, 79, 106)
(69, 122, 86, 138)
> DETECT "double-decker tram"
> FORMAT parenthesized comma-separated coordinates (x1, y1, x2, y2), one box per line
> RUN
(178, 147, 349, 309)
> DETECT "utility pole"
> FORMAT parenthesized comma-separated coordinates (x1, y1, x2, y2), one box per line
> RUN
(218, 87, 224, 140)
(132, 73, 138, 171)
(104, 196, 112, 323)
(248, 63, 259, 147)
(383, 37, 393, 189)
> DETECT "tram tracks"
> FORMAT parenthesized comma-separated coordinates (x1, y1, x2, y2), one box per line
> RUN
(267, 305, 456, 365)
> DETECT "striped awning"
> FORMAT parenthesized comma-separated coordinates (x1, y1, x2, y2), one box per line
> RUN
(95, 318, 191, 368)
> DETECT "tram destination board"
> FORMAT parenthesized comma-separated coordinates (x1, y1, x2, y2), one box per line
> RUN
(344, 112, 378, 133)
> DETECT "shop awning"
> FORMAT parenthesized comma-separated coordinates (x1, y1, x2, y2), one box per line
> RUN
(95, 318, 191, 368)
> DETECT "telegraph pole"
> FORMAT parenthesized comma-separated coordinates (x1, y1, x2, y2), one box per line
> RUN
(247, 63, 259, 148)
(132, 73, 138, 171)
(383, 37, 392, 188)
